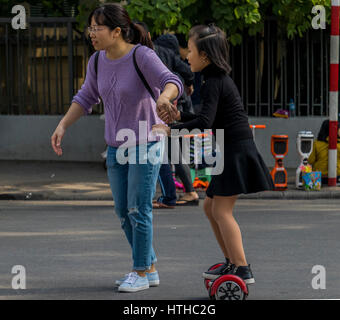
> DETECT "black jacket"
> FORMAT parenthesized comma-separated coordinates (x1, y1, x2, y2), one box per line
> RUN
(171, 63, 253, 144)
(154, 34, 194, 113)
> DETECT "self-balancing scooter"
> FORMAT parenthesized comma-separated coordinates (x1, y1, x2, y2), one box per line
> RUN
(208, 275, 248, 300)
(204, 263, 249, 300)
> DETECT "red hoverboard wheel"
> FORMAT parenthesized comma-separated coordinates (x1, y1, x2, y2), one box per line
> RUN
(204, 262, 224, 290)
(209, 275, 248, 300)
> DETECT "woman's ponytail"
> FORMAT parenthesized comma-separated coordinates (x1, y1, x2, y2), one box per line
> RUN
(130, 22, 154, 50)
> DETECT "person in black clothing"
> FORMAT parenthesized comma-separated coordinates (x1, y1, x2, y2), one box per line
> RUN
(175, 33, 201, 112)
(154, 34, 194, 114)
(153, 33, 200, 206)
(153, 24, 274, 284)
(136, 22, 199, 207)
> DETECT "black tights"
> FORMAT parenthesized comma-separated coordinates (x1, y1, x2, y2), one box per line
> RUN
(166, 137, 195, 193)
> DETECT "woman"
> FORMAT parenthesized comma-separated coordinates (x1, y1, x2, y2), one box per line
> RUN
(153, 24, 273, 284)
(308, 119, 340, 184)
(51, 3, 183, 292)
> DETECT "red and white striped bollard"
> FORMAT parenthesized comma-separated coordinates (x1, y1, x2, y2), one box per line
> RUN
(328, 0, 340, 186)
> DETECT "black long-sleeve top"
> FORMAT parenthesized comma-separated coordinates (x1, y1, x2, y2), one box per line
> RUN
(171, 63, 253, 144)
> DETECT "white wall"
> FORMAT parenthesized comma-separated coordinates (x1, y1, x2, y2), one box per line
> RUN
(0, 115, 328, 167)
(0, 115, 105, 162)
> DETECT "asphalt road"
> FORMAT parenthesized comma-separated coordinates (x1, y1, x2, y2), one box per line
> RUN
(0, 199, 339, 300)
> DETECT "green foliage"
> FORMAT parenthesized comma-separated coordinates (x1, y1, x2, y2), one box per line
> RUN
(77, 0, 101, 30)
(125, 0, 196, 36)
(125, 0, 332, 45)
(271, 0, 331, 39)
(210, 0, 262, 45)
(124, 0, 263, 44)
(0, 0, 333, 43)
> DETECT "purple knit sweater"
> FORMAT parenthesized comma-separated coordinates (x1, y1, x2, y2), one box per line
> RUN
(72, 44, 183, 147)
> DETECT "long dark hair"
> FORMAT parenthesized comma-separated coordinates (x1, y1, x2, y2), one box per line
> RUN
(317, 119, 340, 142)
(317, 120, 329, 142)
(88, 3, 153, 49)
(188, 24, 231, 74)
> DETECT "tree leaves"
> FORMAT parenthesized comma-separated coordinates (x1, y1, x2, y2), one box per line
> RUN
(3, 0, 332, 44)
(126, 0, 197, 36)
(124, 0, 331, 44)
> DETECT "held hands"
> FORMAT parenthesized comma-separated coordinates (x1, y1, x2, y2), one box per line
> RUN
(156, 95, 180, 124)
(153, 95, 180, 136)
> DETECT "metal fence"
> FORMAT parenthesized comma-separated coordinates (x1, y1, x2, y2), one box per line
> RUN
(230, 19, 330, 117)
(0, 17, 332, 116)
(0, 17, 101, 115)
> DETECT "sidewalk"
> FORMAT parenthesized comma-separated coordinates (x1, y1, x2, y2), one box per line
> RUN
(1, 160, 340, 200)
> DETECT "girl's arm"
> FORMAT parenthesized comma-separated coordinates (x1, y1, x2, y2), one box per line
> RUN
(170, 78, 220, 131)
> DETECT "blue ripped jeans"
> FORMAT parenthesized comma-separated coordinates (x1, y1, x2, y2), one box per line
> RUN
(106, 140, 163, 271)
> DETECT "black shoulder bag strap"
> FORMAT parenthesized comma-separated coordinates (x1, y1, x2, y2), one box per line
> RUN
(94, 47, 156, 103)
(94, 51, 100, 79)
(133, 46, 157, 102)
(94, 51, 103, 105)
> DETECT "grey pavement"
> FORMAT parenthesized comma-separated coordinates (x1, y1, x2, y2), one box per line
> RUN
(0, 199, 339, 300)
(1, 160, 340, 201)
(1, 161, 340, 300)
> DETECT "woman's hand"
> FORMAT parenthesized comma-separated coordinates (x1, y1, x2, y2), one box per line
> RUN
(156, 82, 181, 123)
(51, 125, 66, 156)
(152, 124, 171, 136)
(50, 103, 85, 156)
(156, 97, 180, 124)
(156, 95, 174, 123)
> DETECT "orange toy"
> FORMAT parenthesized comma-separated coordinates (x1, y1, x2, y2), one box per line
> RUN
(249, 124, 266, 141)
(192, 177, 209, 189)
(270, 135, 289, 190)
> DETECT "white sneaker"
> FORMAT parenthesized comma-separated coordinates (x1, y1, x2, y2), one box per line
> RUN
(116, 271, 160, 287)
(118, 272, 149, 293)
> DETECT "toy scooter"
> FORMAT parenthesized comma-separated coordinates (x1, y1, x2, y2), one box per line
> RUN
(295, 131, 314, 189)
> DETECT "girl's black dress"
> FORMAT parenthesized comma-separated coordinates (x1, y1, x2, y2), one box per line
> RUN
(171, 63, 274, 197)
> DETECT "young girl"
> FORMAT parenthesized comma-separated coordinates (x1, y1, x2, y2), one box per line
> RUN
(51, 3, 183, 292)
(153, 24, 273, 284)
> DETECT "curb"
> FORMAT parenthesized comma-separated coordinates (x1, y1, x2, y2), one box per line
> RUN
(1, 190, 340, 201)
(239, 190, 340, 200)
